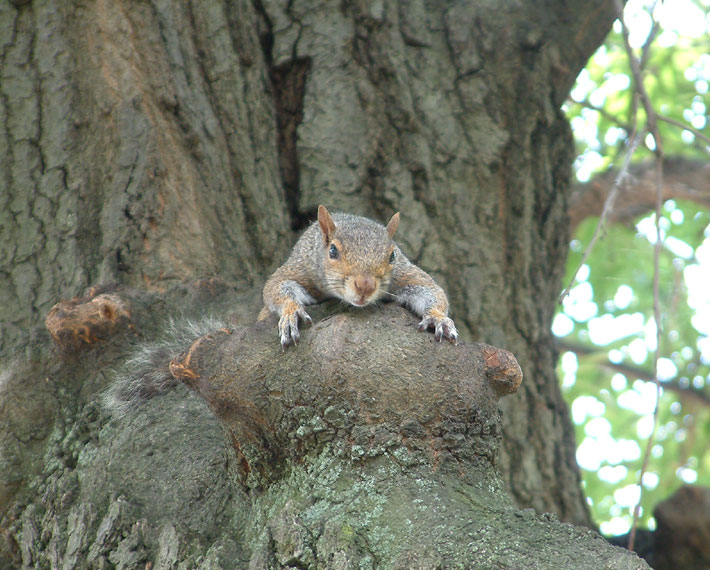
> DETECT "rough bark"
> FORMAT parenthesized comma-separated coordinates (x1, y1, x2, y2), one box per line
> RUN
(651, 485, 710, 570)
(608, 485, 710, 570)
(1, 0, 625, 563)
(1, 291, 649, 568)
(0, 0, 288, 346)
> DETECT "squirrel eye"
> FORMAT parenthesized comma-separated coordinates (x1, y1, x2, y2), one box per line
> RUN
(329, 243, 340, 260)
(389, 250, 396, 264)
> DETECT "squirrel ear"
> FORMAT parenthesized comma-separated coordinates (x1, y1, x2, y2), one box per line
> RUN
(386, 212, 400, 238)
(317, 205, 337, 243)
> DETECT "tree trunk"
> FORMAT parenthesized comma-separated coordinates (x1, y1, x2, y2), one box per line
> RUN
(1, 0, 630, 567)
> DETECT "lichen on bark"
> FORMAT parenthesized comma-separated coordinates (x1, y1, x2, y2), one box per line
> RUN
(2, 294, 647, 568)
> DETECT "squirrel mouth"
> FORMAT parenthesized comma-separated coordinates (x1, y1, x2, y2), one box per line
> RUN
(350, 293, 376, 307)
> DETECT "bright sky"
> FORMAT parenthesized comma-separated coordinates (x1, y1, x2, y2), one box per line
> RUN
(559, 0, 710, 536)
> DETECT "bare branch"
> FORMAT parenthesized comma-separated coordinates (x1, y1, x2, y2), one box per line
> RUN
(613, 0, 665, 552)
(657, 115, 710, 146)
(569, 157, 710, 230)
(559, 129, 642, 303)
(568, 96, 631, 131)
(556, 340, 710, 407)
(639, 3, 660, 70)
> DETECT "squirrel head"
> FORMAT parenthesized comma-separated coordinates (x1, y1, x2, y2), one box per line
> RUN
(317, 205, 400, 307)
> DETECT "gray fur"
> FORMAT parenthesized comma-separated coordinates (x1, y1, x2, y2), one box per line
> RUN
(279, 280, 317, 307)
(395, 284, 437, 316)
(290, 212, 396, 292)
(102, 316, 228, 415)
(263, 208, 457, 345)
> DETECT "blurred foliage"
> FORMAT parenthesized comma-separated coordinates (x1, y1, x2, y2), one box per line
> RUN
(567, 1, 710, 180)
(559, 0, 710, 536)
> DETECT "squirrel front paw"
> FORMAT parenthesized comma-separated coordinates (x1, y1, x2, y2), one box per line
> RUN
(278, 301, 313, 348)
(418, 310, 458, 343)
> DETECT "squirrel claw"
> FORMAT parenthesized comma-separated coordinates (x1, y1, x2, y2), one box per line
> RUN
(278, 305, 312, 348)
(418, 314, 458, 344)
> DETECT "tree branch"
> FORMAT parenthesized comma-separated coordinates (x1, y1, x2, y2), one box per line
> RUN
(612, 0, 666, 550)
(556, 339, 710, 407)
(559, 129, 642, 302)
(568, 96, 631, 132)
(569, 157, 710, 230)
(657, 115, 710, 146)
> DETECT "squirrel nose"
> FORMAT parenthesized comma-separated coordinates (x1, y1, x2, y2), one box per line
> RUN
(353, 275, 376, 298)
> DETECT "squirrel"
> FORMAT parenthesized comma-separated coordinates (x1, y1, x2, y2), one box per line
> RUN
(103, 208, 457, 413)
(258, 205, 458, 347)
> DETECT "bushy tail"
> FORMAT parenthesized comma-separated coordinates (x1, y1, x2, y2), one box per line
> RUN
(102, 316, 228, 415)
